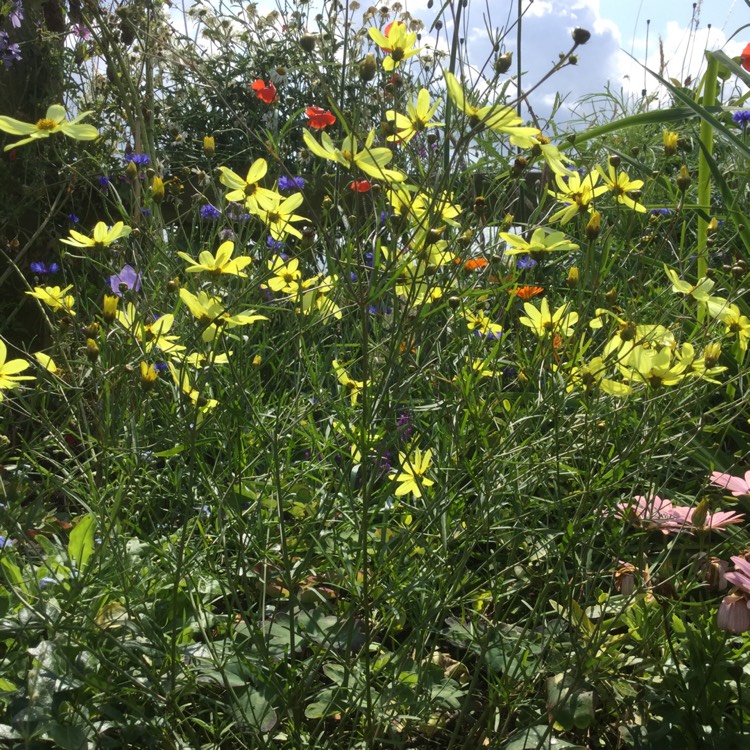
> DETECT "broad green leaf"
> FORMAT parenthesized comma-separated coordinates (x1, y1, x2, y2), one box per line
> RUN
(503, 724, 585, 750)
(47, 724, 88, 750)
(68, 514, 96, 571)
(232, 688, 277, 732)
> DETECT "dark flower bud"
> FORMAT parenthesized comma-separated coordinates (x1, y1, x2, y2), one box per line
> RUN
(494, 51, 513, 75)
(167, 277, 181, 292)
(609, 154, 621, 168)
(359, 53, 377, 82)
(572, 27, 591, 45)
(568, 54, 579, 65)
(86, 338, 100, 363)
(676, 165, 691, 192)
(300, 33, 317, 52)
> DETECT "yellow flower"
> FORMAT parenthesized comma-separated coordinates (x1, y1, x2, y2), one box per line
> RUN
(547, 171, 607, 224)
(385, 88, 442, 143)
(664, 266, 716, 303)
(26, 285, 76, 316)
(499, 227, 579, 256)
(179, 289, 268, 342)
(140, 361, 159, 391)
(716, 303, 750, 352)
(303, 129, 406, 183)
(519, 298, 578, 338)
(168, 362, 218, 416)
(218, 158, 277, 212)
(563, 356, 632, 396)
(177, 240, 252, 277)
(0, 340, 34, 399)
(253, 192, 308, 241)
(332, 360, 369, 405)
(34, 352, 59, 374)
(663, 130, 679, 156)
(390, 447, 435, 499)
(265, 256, 302, 294)
(151, 175, 165, 202)
(116, 302, 186, 357)
(618, 345, 690, 387)
(463, 310, 503, 339)
(60, 221, 131, 250)
(444, 72, 540, 142)
(102, 294, 119, 322)
(368, 21, 421, 71)
(595, 163, 647, 212)
(0, 104, 98, 151)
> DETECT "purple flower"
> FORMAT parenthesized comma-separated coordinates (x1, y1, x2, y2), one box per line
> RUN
(124, 153, 150, 166)
(108, 264, 142, 296)
(200, 204, 221, 220)
(67, 213, 80, 223)
(70, 24, 91, 39)
(9, 0, 24, 27)
(30, 261, 60, 275)
(154, 362, 169, 372)
(267, 236, 284, 250)
(732, 111, 750, 127)
(0, 536, 13, 548)
(0, 32, 22, 69)
(98, 175, 111, 190)
(516, 255, 536, 270)
(278, 175, 305, 191)
(141, 208, 151, 217)
(650, 208, 671, 216)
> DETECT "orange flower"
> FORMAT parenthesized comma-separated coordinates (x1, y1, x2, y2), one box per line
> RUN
(252, 80, 277, 104)
(742, 43, 750, 72)
(511, 285, 544, 300)
(463, 258, 489, 271)
(349, 179, 372, 193)
(306, 106, 337, 129)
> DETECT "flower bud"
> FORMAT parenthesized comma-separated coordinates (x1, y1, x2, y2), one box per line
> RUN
(566, 266, 579, 288)
(140, 361, 158, 391)
(568, 54, 579, 65)
(572, 27, 591, 45)
(663, 130, 678, 156)
(167, 277, 181, 292)
(585, 210, 601, 241)
(676, 165, 691, 192)
(614, 562, 637, 595)
(494, 51, 513, 74)
(702, 556, 728, 591)
(86, 338, 100, 363)
(151, 175, 165, 202)
(717, 593, 750, 633)
(608, 154, 621, 168)
(102, 294, 119, 323)
(703, 342, 721, 367)
(359, 53, 377, 82)
(300, 33, 317, 52)
(85, 322, 100, 339)
(125, 159, 139, 181)
(203, 135, 215, 157)
(604, 287, 617, 304)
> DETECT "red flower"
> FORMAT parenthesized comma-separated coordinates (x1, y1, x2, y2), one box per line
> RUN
(511, 285, 544, 300)
(463, 258, 489, 271)
(305, 106, 336, 129)
(252, 79, 277, 104)
(349, 180, 372, 193)
(742, 43, 750, 72)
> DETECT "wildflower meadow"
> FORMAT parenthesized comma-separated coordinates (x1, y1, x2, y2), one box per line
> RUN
(3, 0, 750, 747)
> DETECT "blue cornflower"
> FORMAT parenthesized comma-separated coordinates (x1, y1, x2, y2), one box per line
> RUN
(154, 362, 169, 372)
(98, 175, 111, 190)
(0, 32, 22, 69)
(278, 175, 305, 191)
(650, 208, 672, 216)
(200, 204, 221, 220)
(267, 236, 284, 251)
(516, 255, 537, 270)
(30, 261, 60, 275)
(0, 536, 14, 548)
(733, 111, 750, 127)
(141, 208, 151, 217)
(67, 213, 80, 223)
(124, 153, 150, 166)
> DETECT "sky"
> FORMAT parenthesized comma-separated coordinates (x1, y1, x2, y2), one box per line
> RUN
(438, 0, 749, 123)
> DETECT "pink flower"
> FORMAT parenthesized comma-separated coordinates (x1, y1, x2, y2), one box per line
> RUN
(724, 555, 750, 595)
(717, 593, 750, 633)
(709, 470, 750, 497)
(699, 509, 745, 530)
(614, 496, 693, 535)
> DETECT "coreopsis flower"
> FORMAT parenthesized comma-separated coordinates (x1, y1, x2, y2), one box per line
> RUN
(0, 340, 34, 399)
(444, 72, 540, 142)
(218, 158, 277, 212)
(499, 227, 579, 257)
(26, 285, 76, 316)
(617, 344, 690, 387)
(251, 79, 277, 103)
(254, 192, 308, 241)
(663, 130, 679, 156)
(463, 310, 503, 339)
(563, 356, 632, 396)
(265, 255, 302, 294)
(596, 163, 647, 212)
(297, 275, 342, 322)
(519, 298, 578, 338)
(527, 134, 576, 176)
(179, 289, 268, 342)
(0, 104, 98, 151)
(60, 221, 131, 250)
(332, 360, 369, 405)
(34, 352, 59, 374)
(390, 447, 435, 499)
(385, 88, 442, 144)
(177, 240, 252, 277)
(716, 303, 750, 352)
(302, 129, 406, 182)
(710, 470, 750, 497)
(140, 361, 159, 391)
(663, 266, 717, 302)
(368, 21, 421, 71)
(116, 303, 185, 357)
(168, 362, 218, 415)
(547, 170, 607, 224)
(305, 106, 336, 129)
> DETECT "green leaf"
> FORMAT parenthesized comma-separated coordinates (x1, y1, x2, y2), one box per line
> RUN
(68, 514, 96, 571)
(232, 688, 277, 733)
(503, 724, 585, 750)
(154, 445, 185, 457)
(47, 724, 88, 750)
(0, 678, 17, 691)
(546, 673, 595, 731)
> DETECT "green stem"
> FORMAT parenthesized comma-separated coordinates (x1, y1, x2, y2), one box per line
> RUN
(696, 54, 718, 279)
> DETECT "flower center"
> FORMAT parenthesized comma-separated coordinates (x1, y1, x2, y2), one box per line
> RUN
(35, 118, 59, 131)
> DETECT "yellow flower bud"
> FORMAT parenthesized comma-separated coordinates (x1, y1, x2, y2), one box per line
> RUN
(140, 361, 159, 391)
(585, 210, 602, 241)
(359, 53, 377, 82)
(566, 267, 579, 288)
(676, 165, 691, 192)
(86, 338, 99, 363)
(151, 175, 165, 202)
(203, 135, 215, 157)
(102, 294, 119, 323)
